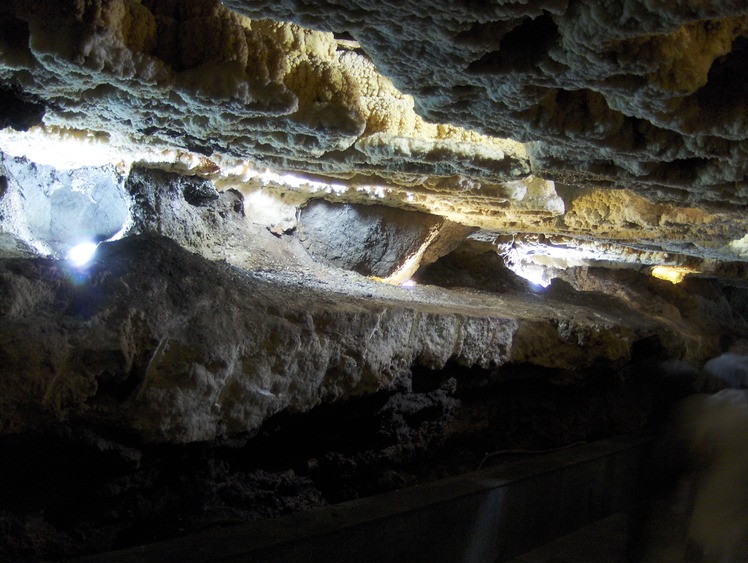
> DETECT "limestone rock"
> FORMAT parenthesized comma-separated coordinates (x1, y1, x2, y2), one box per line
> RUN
(0, 0, 528, 189)
(0, 234, 712, 443)
(0, 2, 746, 273)
(126, 165, 246, 255)
(0, 153, 129, 257)
(223, 0, 748, 196)
(297, 199, 474, 281)
(0, 235, 511, 441)
(0, 3, 747, 558)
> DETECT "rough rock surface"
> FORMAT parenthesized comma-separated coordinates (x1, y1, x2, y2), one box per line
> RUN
(0, 0, 527, 184)
(0, 2, 747, 559)
(0, 153, 129, 257)
(298, 199, 474, 281)
(0, 1, 746, 269)
(2, 234, 733, 444)
(416, 239, 748, 360)
(226, 0, 748, 197)
(126, 165, 247, 254)
(2, 233, 743, 560)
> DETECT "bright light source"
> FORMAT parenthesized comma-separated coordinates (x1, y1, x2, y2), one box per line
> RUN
(67, 242, 98, 267)
(650, 265, 692, 284)
(0, 126, 125, 169)
(401, 279, 417, 288)
(506, 261, 553, 288)
(252, 168, 348, 194)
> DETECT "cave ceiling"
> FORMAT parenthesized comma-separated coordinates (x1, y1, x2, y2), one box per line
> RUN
(0, 0, 747, 274)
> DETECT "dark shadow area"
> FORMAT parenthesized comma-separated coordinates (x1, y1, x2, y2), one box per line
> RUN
(0, 350, 688, 561)
(0, 88, 44, 132)
(466, 13, 558, 75)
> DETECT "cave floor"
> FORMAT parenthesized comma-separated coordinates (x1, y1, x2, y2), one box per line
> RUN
(69, 433, 698, 563)
(508, 504, 691, 562)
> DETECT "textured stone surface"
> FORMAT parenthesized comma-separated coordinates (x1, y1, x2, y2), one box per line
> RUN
(0, 153, 129, 257)
(0, 234, 509, 442)
(0, 1, 746, 271)
(222, 1, 748, 195)
(298, 199, 473, 281)
(1, 234, 728, 443)
(0, 4, 746, 559)
(0, 0, 527, 183)
(0, 232, 728, 561)
(126, 165, 246, 254)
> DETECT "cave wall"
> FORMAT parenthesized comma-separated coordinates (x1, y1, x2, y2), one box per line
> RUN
(225, 0, 748, 198)
(2, 0, 747, 198)
(1, 1, 748, 560)
(0, 145, 746, 561)
(3, 230, 742, 560)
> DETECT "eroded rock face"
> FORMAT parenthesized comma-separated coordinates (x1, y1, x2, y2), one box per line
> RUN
(226, 0, 748, 197)
(0, 234, 511, 442)
(2, 232, 738, 561)
(298, 199, 474, 281)
(0, 180, 744, 561)
(126, 165, 247, 256)
(0, 0, 527, 184)
(0, 153, 129, 257)
(414, 239, 530, 291)
(2, 233, 730, 444)
(0, 3, 746, 558)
